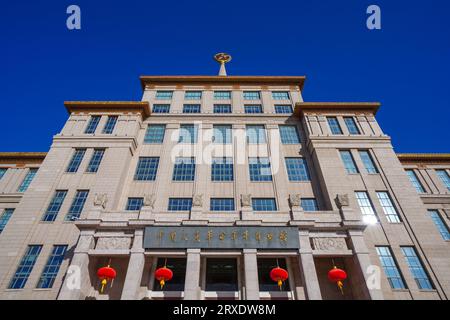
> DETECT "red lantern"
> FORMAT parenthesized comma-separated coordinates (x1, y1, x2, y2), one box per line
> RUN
(270, 267, 289, 290)
(97, 264, 117, 293)
(155, 266, 173, 289)
(328, 266, 347, 294)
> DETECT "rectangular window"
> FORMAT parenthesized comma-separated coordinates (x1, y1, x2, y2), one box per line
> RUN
(214, 91, 231, 100)
(340, 150, 359, 174)
(144, 124, 166, 144)
(272, 91, 290, 100)
(184, 91, 202, 100)
(436, 170, 450, 191)
(84, 116, 101, 134)
(213, 104, 232, 113)
(301, 198, 318, 211)
(134, 157, 159, 181)
(179, 124, 198, 143)
(0, 208, 14, 234)
(401, 247, 433, 290)
(65, 190, 89, 221)
(172, 157, 196, 181)
(355, 191, 378, 223)
(42, 190, 68, 222)
(102, 116, 118, 134)
(279, 125, 300, 144)
(155, 91, 173, 100)
(210, 198, 235, 211)
(152, 104, 170, 113)
(246, 125, 266, 144)
(243, 91, 261, 100)
(168, 198, 193, 211)
(17, 168, 37, 192)
(244, 105, 263, 114)
(183, 104, 201, 113)
(406, 170, 425, 193)
(359, 150, 378, 174)
(249, 157, 272, 182)
(8, 245, 43, 289)
(275, 105, 293, 114)
(376, 246, 406, 289)
(213, 125, 232, 144)
(0, 168, 7, 180)
(86, 149, 105, 173)
(252, 198, 277, 211)
(376, 192, 401, 223)
(36, 245, 68, 289)
(211, 157, 233, 182)
(327, 117, 343, 135)
(126, 197, 144, 211)
(429, 210, 450, 240)
(66, 149, 86, 173)
(285, 158, 310, 181)
(344, 117, 361, 135)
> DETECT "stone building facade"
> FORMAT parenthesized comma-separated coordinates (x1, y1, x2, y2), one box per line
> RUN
(0, 74, 449, 300)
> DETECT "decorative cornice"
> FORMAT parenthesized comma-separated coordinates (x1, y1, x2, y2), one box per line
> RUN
(294, 102, 380, 117)
(397, 153, 450, 164)
(139, 75, 306, 90)
(64, 101, 151, 118)
(0, 152, 47, 166)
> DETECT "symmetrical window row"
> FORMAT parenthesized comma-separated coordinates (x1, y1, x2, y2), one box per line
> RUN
(42, 190, 89, 222)
(152, 103, 293, 114)
(355, 191, 401, 223)
(66, 149, 105, 173)
(327, 116, 360, 135)
(339, 150, 378, 174)
(84, 116, 118, 134)
(154, 90, 290, 101)
(405, 169, 450, 193)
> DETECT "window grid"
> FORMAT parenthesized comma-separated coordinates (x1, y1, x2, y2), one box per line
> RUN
(168, 198, 193, 211)
(376, 192, 401, 223)
(244, 105, 263, 114)
(144, 124, 166, 144)
(344, 117, 361, 135)
(155, 91, 173, 100)
(406, 170, 425, 193)
(65, 190, 89, 221)
(210, 198, 235, 211)
(184, 91, 202, 100)
(214, 91, 231, 100)
(401, 247, 433, 290)
(340, 150, 359, 174)
(86, 149, 105, 173)
(0, 208, 14, 234)
(36, 245, 68, 289)
(213, 104, 232, 113)
(17, 168, 37, 192)
(285, 158, 310, 181)
(249, 157, 272, 182)
(152, 104, 170, 113)
(355, 191, 377, 221)
(327, 117, 343, 135)
(246, 125, 266, 144)
(126, 198, 144, 211)
(211, 157, 234, 181)
(102, 116, 118, 134)
(376, 246, 406, 289)
(252, 198, 277, 211)
(274, 105, 293, 114)
(8, 245, 43, 289)
(0, 168, 6, 180)
(272, 91, 290, 100)
(359, 150, 378, 174)
(172, 157, 196, 181)
(301, 198, 319, 211)
(243, 91, 261, 100)
(66, 149, 86, 173)
(84, 116, 101, 134)
(134, 157, 159, 181)
(213, 125, 232, 144)
(436, 170, 450, 191)
(179, 124, 198, 143)
(42, 190, 68, 222)
(279, 125, 300, 144)
(429, 210, 450, 240)
(183, 104, 201, 113)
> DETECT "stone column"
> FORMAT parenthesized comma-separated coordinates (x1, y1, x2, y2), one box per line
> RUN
(298, 231, 322, 300)
(58, 230, 95, 300)
(121, 230, 145, 300)
(184, 249, 201, 300)
(243, 249, 260, 300)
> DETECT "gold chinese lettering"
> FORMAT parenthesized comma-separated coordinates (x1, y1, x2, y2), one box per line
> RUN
(231, 231, 237, 240)
(267, 233, 273, 241)
(219, 232, 226, 241)
(169, 231, 176, 242)
(243, 230, 249, 241)
(194, 231, 200, 242)
(279, 231, 288, 243)
(207, 230, 213, 242)
(255, 232, 261, 242)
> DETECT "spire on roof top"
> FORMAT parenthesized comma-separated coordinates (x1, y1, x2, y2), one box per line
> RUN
(214, 53, 232, 76)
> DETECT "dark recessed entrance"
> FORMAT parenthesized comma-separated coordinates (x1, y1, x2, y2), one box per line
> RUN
(205, 258, 238, 291)
(257, 258, 290, 292)
(153, 258, 186, 291)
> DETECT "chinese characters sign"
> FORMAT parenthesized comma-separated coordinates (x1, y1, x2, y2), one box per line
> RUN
(143, 226, 300, 249)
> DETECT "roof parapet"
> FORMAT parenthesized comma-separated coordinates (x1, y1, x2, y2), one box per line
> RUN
(294, 102, 380, 117)
(64, 101, 151, 118)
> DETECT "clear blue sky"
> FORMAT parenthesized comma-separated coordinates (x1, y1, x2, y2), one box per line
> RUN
(1, 0, 449, 152)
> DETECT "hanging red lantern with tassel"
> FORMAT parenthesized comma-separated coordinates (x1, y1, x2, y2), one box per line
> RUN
(97, 262, 117, 294)
(328, 265, 347, 294)
(270, 266, 289, 290)
(155, 265, 173, 289)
